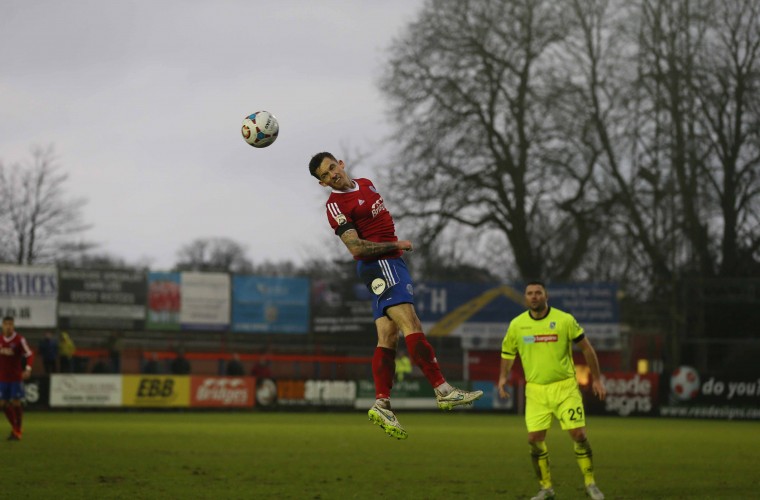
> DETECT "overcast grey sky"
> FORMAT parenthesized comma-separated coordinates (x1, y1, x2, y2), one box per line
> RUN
(0, 0, 424, 270)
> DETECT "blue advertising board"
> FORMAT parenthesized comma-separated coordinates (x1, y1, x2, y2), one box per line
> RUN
(415, 282, 620, 348)
(231, 276, 310, 333)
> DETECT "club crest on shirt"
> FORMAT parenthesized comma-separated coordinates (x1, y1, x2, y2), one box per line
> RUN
(371, 278, 386, 295)
(549, 322, 556, 329)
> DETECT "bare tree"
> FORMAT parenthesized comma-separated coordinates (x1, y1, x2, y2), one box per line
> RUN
(694, 0, 760, 277)
(379, 0, 599, 281)
(380, 0, 759, 288)
(55, 248, 150, 270)
(0, 146, 89, 264)
(251, 260, 300, 277)
(579, 0, 760, 283)
(529, 0, 760, 369)
(174, 237, 254, 273)
(545, 0, 681, 295)
(635, 0, 718, 278)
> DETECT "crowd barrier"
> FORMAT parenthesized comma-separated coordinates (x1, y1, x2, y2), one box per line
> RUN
(21, 368, 760, 420)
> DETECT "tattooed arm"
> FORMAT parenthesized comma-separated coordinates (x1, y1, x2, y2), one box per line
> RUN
(340, 229, 413, 258)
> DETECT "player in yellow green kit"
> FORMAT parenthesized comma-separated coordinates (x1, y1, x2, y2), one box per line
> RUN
(498, 281, 607, 500)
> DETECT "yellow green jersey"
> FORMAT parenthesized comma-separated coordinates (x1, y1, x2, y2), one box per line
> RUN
(501, 306, 584, 385)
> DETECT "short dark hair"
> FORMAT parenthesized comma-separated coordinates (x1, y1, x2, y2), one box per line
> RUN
(525, 280, 547, 291)
(2, 316, 14, 322)
(309, 152, 337, 180)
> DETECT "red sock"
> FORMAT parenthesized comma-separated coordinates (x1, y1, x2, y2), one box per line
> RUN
(404, 332, 446, 388)
(13, 405, 22, 434)
(372, 347, 396, 399)
(3, 405, 16, 430)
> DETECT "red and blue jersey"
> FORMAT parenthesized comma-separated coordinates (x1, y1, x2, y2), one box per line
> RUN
(0, 332, 33, 382)
(324, 178, 401, 261)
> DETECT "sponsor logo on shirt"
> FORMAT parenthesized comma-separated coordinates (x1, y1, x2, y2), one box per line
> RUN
(522, 334, 559, 343)
(371, 198, 387, 218)
(358, 199, 365, 205)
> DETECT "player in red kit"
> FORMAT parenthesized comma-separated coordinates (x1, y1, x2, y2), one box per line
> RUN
(0, 316, 34, 441)
(309, 152, 483, 439)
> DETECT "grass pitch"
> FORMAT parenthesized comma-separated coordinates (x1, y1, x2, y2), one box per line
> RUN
(4, 411, 759, 499)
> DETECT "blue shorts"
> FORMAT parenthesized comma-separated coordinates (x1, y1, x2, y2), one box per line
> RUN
(0, 381, 25, 402)
(356, 257, 415, 320)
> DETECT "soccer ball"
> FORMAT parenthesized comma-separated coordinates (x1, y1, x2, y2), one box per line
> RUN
(669, 365, 700, 401)
(242, 111, 279, 148)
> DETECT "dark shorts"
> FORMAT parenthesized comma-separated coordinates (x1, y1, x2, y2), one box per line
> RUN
(0, 381, 24, 401)
(356, 257, 415, 321)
